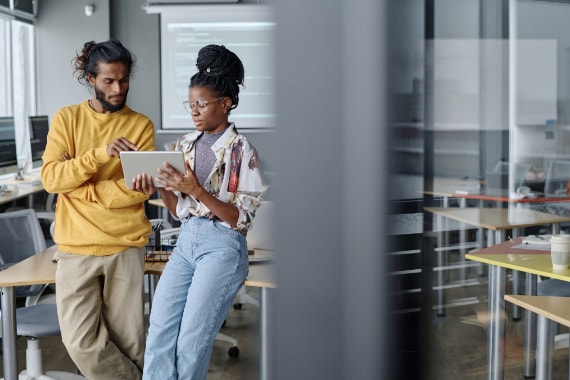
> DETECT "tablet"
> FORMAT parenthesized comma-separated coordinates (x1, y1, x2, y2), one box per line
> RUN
(120, 151, 185, 188)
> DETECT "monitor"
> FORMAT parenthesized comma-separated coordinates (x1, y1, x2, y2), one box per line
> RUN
(29, 115, 49, 167)
(0, 117, 17, 172)
(544, 159, 570, 197)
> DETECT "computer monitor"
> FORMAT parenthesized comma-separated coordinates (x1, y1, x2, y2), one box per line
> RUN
(0, 117, 18, 173)
(29, 115, 49, 168)
(544, 159, 570, 197)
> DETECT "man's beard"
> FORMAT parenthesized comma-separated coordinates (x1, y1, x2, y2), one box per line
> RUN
(94, 87, 128, 112)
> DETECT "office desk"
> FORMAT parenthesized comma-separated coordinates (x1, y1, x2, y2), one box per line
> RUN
(424, 207, 570, 317)
(0, 172, 44, 207)
(147, 198, 169, 220)
(0, 246, 276, 380)
(505, 295, 570, 380)
(466, 238, 570, 380)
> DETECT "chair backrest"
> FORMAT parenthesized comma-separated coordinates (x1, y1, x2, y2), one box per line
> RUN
(544, 160, 570, 196)
(0, 209, 46, 266)
(0, 209, 48, 301)
(246, 201, 274, 250)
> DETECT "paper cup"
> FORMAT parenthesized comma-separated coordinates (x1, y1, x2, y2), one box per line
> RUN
(550, 235, 570, 270)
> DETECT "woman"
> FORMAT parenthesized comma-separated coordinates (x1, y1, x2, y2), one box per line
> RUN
(134, 44, 265, 379)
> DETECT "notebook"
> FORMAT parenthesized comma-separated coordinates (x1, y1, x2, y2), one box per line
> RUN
(120, 151, 185, 188)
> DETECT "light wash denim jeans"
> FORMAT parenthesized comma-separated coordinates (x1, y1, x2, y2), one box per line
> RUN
(143, 216, 248, 380)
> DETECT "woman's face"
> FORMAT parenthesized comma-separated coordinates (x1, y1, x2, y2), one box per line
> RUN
(187, 86, 231, 134)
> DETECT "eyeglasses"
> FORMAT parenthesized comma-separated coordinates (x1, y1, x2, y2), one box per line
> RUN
(182, 97, 224, 113)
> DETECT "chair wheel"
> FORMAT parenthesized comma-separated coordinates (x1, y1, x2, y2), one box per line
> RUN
(233, 303, 243, 310)
(228, 346, 240, 358)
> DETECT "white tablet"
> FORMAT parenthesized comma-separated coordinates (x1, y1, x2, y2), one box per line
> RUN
(120, 151, 185, 188)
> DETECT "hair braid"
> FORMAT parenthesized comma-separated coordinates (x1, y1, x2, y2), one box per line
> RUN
(189, 44, 245, 111)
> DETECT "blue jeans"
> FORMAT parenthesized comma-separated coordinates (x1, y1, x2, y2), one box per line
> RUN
(143, 217, 248, 380)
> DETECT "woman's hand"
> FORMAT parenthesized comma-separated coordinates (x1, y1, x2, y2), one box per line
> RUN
(131, 173, 157, 196)
(156, 160, 204, 199)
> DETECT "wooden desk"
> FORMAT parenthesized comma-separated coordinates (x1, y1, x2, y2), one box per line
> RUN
(0, 246, 276, 380)
(466, 239, 570, 380)
(147, 198, 168, 220)
(505, 295, 570, 380)
(147, 198, 165, 209)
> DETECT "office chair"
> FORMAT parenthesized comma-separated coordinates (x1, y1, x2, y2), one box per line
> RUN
(0, 209, 51, 306)
(0, 209, 84, 379)
(544, 160, 570, 197)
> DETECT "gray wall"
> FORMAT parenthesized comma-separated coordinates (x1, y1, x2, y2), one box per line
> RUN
(36, 0, 111, 120)
(36, 0, 160, 128)
(35, 0, 273, 185)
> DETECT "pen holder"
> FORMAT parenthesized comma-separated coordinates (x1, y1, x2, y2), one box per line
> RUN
(147, 229, 161, 253)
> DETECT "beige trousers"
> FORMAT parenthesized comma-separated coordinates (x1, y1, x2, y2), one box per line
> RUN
(54, 247, 145, 380)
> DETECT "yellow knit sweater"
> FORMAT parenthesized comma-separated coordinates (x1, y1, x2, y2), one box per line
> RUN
(41, 100, 156, 255)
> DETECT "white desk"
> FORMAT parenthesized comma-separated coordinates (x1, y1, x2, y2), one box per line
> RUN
(0, 172, 44, 208)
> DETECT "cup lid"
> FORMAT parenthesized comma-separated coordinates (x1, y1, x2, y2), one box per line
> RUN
(550, 234, 570, 243)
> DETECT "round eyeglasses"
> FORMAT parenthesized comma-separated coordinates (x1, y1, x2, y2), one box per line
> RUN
(182, 97, 224, 113)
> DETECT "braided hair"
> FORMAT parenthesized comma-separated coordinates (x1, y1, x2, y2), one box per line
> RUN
(72, 40, 135, 86)
(190, 45, 245, 112)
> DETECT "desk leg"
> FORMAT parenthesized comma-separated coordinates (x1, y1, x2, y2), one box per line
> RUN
(259, 288, 274, 380)
(477, 227, 485, 276)
(524, 273, 537, 378)
(1, 286, 18, 380)
(459, 198, 467, 282)
(511, 229, 521, 321)
(487, 264, 506, 380)
(147, 274, 158, 315)
(436, 214, 446, 317)
(536, 315, 555, 380)
(552, 223, 561, 235)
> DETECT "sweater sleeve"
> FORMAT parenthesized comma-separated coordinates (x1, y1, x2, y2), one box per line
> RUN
(41, 108, 113, 194)
(41, 106, 157, 209)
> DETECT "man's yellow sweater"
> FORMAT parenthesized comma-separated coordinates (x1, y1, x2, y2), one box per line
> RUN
(41, 100, 156, 256)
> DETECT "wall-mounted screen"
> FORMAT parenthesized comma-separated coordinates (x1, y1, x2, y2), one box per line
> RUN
(0, 116, 17, 169)
(29, 115, 49, 165)
(159, 5, 275, 130)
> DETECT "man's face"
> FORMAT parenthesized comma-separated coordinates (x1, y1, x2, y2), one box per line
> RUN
(90, 61, 130, 112)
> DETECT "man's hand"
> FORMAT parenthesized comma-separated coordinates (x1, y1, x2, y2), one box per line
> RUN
(107, 137, 138, 158)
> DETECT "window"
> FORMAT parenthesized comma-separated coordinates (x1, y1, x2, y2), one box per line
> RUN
(0, 15, 36, 172)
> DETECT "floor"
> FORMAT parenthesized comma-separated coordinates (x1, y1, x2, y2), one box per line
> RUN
(0, 286, 261, 380)
(426, 257, 570, 380)
(2, 257, 570, 379)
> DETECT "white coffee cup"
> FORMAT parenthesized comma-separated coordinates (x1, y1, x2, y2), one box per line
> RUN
(550, 235, 570, 270)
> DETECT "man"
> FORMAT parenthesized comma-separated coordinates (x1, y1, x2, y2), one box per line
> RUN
(41, 40, 155, 379)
